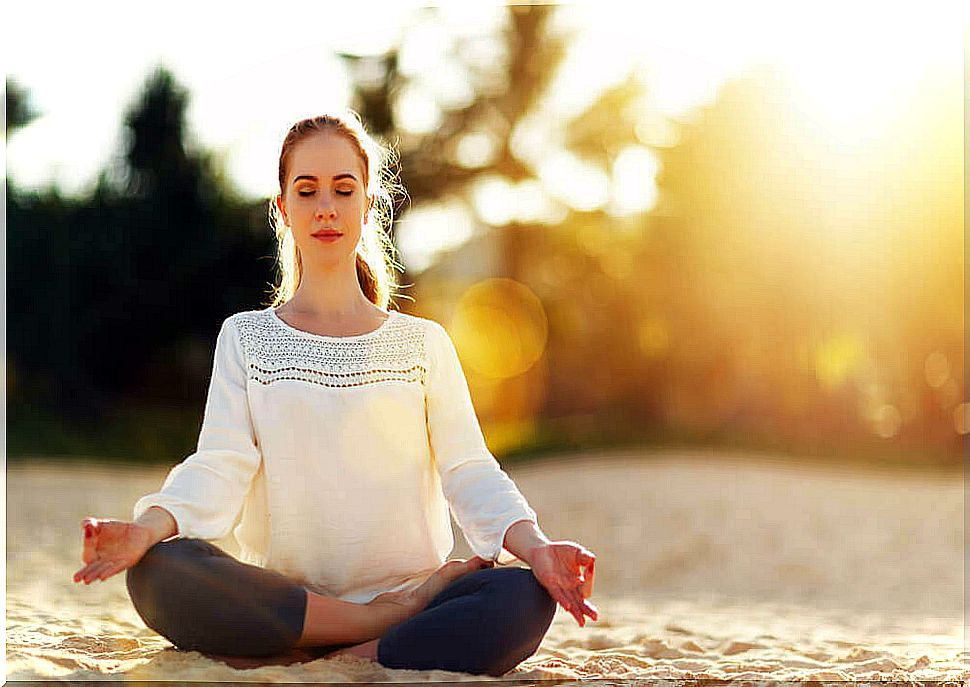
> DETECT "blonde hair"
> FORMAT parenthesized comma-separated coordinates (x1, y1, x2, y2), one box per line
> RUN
(267, 111, 405, 309)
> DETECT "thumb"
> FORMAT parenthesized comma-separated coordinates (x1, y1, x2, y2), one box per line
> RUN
(81, 519, 98, 564)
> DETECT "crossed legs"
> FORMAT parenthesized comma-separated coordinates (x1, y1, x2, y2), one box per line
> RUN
(126, 538, 556, 676)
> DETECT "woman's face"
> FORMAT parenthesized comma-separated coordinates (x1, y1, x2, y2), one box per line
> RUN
(278, 131, 373, 269)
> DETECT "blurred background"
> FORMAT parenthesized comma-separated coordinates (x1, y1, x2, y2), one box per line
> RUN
(5, 2, 965, 472)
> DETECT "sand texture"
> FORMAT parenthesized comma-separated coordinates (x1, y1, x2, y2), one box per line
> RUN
(6, 450, 966, 682)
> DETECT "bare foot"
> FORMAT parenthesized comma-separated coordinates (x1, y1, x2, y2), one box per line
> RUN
(316, 558, 495, 664)
(411, 556, 493, 609)
(355, 557, 494, 658)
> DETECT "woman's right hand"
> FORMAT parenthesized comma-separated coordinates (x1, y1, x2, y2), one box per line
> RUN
(73, 517, 154, 585)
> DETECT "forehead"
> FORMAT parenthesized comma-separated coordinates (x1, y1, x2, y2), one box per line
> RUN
(287, 132, 366, 183)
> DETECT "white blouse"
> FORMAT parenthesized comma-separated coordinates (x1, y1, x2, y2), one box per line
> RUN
(133, 307, 538, 604)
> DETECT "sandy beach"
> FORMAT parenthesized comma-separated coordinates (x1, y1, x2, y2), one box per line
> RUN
(5, 449, 966, 682)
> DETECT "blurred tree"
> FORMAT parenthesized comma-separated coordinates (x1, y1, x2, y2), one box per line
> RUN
(340, 5, 567, 244)
(342, 5, 669, 438)
(5, 77, 39, 137)
(8, 65, 276, 435)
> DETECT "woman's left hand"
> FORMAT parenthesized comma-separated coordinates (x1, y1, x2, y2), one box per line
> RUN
(528, 541, 598, 626)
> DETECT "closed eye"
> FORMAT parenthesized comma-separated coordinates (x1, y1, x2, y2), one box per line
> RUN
(297, 189, 353, 196)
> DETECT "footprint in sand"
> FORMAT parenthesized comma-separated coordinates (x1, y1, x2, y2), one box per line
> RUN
(635, 637, 684, 659)
(720, 640, 765, 656)
(842, 646, 890, 661)
(56, 635, 142, 654)
(678, 640, 705, 653)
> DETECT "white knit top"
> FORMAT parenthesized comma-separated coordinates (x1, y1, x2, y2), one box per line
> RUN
(132, 307, 538, 603)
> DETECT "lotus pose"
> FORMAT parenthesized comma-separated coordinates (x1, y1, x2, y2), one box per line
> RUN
(74, 112, 597, 676)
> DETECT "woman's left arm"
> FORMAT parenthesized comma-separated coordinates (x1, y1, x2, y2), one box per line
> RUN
(424, 321, 540, 563)
(503, 519, 599, 627)
(424, 321, 598, 626)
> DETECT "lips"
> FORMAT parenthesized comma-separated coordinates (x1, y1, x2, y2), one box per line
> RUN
(312, 230, 343, 238)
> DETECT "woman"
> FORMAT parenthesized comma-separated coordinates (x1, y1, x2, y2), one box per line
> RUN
(73, 112, 598, 676)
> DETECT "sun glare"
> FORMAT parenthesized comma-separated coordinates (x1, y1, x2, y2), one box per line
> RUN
(775, 9, 963, 147)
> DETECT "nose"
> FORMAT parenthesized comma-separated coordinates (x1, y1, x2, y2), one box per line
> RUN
(315, 193, 337, 219)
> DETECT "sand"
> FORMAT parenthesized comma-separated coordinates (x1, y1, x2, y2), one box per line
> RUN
(5, 449, 967, 682)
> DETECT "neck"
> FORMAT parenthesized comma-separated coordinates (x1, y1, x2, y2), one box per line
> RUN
(287, 254, 378, 318)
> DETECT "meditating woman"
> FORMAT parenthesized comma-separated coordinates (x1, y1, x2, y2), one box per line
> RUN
(73, 111, 597, 676)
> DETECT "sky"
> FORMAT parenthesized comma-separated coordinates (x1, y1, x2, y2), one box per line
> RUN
(5, 0, 965, 270)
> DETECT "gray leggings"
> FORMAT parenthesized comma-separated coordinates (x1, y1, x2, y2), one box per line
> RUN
(126, 538, 557, 676)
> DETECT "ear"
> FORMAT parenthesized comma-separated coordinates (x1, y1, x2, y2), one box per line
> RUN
(276, 195, 288, 224)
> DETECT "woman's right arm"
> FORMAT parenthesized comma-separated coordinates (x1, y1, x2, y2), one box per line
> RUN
(74, 316, 261, 583)
(130, 316, 262, 541)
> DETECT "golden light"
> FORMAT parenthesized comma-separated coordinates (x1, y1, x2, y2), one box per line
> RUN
(610, 145, 660, 216)
(637, 318, 671, 359)
(814, 333, 865, 391)
(953, 402, 970, 436)
(923, 351, 950, 389)
(538, 151, 610, 212)
(871, 404, 902, 439)
(776, 10, 962, 148)
(449, 279, 549, 380)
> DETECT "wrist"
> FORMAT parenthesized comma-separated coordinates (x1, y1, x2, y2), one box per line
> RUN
(364, 590, 417, 637)
(134, 506, 178, 547)
(503, 520, 550, 565)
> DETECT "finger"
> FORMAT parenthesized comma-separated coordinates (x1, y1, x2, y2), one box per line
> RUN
(561, 599, 583, 627)
(81, 562, 104, 584)
(97, 561, 125, 581)
(92, 560, 119, 583)
(74, 561, 102, 583)
(82, 521, 97, 563)
(565, 587, 587, 623)
(548, 585, 581, 626)
(567, 587, 598, 623)
(558, 587, 586, 626)
(580, 559, 595, 598)
(83, 561, 113, 584)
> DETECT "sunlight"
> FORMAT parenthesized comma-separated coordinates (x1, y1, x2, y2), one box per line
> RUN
(395, 202, 476, 273)
(610, 145, 660, 216)
(776, 8, 963, 148)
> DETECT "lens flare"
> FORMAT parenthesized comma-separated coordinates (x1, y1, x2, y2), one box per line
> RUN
(450, 279, 548, 380)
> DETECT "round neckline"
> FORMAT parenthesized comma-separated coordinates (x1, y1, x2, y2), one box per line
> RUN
(266, 307, 396, 341)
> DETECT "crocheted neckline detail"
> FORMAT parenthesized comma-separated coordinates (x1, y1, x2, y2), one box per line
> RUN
(235, 309, 427, 389)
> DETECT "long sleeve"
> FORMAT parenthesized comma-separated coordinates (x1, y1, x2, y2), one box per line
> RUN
(132, 316, 261, 541)
(424, 320, 538, 563)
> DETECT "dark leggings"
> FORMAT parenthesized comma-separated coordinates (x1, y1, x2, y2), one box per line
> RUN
(126, 538, 557, 676)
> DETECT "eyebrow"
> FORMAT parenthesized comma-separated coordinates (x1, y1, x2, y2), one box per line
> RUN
(292, 173, 359, 185)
